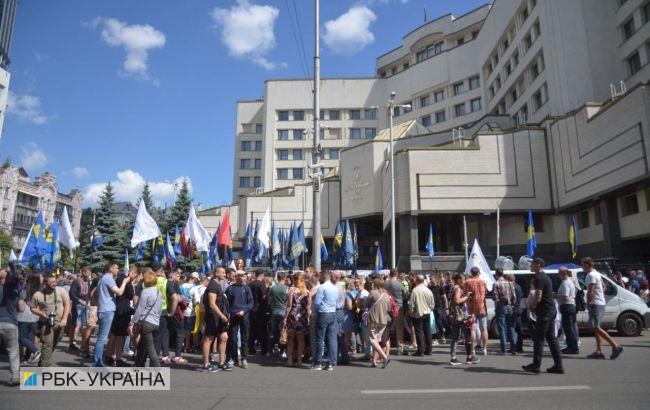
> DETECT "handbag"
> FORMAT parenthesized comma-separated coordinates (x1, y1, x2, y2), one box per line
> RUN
(450, 286, 467, 323)
(279, 323, 288, 345)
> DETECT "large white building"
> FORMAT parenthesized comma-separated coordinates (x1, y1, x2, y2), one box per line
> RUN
(230, 0, 650, 270)
(0, 0, 17, 143)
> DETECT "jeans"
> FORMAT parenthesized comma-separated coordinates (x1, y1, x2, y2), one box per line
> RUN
(135, 321, 160, 367)
(18, 321, 39, 355)
(336, 309, 349, 364)
(94, 311, 114, 366)
(433, 307, 445, 339)
(228, 312, 250, 363)
(413, 314, 432, 354)
(76, 304, 89, 327)
(513, 311, 524, 352)
(496, 305, 517, 353)
(249, 311, 269, 354)
(560, 304, 579, 351)
(0, 322, 20, 381)
(154, 313, 169, 357)
(167, 315, 185, 357)
(268, 312, 285, 352)
(450, 320, 471, 358)
(359, 321, 372, 356)
(314, 312, 337, 366)
(532, 314, 563, 369)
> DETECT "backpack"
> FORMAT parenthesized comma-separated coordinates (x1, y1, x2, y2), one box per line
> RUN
(387, 293, 399, 319)
(575, 287, 586, 312)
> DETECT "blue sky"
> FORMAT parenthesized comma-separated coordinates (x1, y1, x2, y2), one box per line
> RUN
(1, 0, 487, 208)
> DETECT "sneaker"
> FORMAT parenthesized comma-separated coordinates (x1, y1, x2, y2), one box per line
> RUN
(522, 364, 540, 374)
(173, 357, 188, 365)
(241, 359, 248, 369)
(441, 338, 447, 344)
(546, 366, 565, 374)
(587, 351, 606, 359)
(9, 378, 20, 387)
(324, 364, 334, 371)
(466, 357, 480, 365)
(482, 348, 488, 356)
(28, 350, 42, 365)
(220, 363, 233, 371)
(281, 352, 287, 359)
(198, 364, 220, 373)
(432, 340, 440, 346)
(449, 358, 462, 366)
(227, 359, 235, 367)
(610, 346, 624, 360)
(124, 349, 135, 357)
(561, 348, 580, 355)
(69, 342, 80, 351)
(508, 351, 519, 356)
(310, 364, 322, 371)
(559, 342, 568, 349)
(160, 356, 172, 364)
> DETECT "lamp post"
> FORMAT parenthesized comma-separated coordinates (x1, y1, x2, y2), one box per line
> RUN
(372, 92, 411, 270)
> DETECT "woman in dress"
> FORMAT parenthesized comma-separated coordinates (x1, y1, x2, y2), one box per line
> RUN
(448, 272, 479, 366)
(284, 272, 311, 367)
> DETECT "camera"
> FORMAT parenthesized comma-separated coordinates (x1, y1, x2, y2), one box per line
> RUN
(47, 311, 57, 327)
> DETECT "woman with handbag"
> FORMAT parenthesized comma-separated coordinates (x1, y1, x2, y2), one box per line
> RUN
(283, 272, 311, 367)
(448, 272, 480, 366)
(131, 271, 162, 368)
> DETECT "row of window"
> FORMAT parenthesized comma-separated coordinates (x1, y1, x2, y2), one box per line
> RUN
(278, 127, 376, 140)
(485, 15, 540, 84)
(240, 158, 262, 169)
(278, 109, 377, 122)
(239, 176, 262, 188)
(277, 148, 340, 160)
(276, 168, 304, 180)
(620, 2, 650, 44)
(240, 140, 263, 151)
(418, 98, 481, 126)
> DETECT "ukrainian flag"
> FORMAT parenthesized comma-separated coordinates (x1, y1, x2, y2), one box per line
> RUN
(374, 245, 383, 273)
(123, 248, 130, 275)
(426, 223, 435, 261)
(569, 216, 578, 259)
(320, 234, 329, 262)
(526, 210, 537, 257)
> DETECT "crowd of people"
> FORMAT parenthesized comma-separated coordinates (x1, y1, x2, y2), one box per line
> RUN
(0, 256, 640, 386)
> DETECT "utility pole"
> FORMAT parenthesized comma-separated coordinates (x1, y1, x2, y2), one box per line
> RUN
(312, 0, 322, 272)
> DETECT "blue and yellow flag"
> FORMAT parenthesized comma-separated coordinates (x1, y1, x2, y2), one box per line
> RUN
(135, 241, 145, 261)
(153, 235, 166, 264)
(45, 219, 61, 271)
(173, 226, 181, 255)
(320, 234, 329, 262)
(288, 222, 305, 262)
(526, 210, 537, 257)
(164, 232, 176, 265)
(569, 216, 579, 259)
(374, 245, 383, 273)
(22, 211, 48, 268)
(426, 223, 435, 261)
(123, 248, 130, 275)
(343, 220, 354, 268)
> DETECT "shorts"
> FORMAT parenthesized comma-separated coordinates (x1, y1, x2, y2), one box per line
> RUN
(110, 313, 131, 336)
(367, 324, 386, 343)
(472, 314, 488, 331)
(185, 316, 196, 333)
(588, 304, 605, 328)
(87, 306, 98, 328)
(204, 314, 229, 337)
(75, 304, 89, 327)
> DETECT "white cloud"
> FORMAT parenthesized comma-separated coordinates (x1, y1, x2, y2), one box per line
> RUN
(83, 170, 192, 208)
(88, 17, 165, 82)
(211, 0, 283, 70)
(6, 92, 54, 125)
(73, 166, 89, 179)
(323, 6, 377, 56)
(20, 142, 48, 170)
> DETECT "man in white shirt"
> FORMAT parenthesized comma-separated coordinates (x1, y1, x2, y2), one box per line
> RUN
(555, 267, 579, 354)
(582, 257, 623, 360)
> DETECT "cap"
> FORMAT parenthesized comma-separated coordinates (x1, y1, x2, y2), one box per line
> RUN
(190, 272, 200, 279)
(151, 261, 163, 271)
(531, 257, 545, 266)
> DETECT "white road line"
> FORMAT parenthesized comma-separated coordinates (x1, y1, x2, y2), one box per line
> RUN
(360, 385, 592, 395)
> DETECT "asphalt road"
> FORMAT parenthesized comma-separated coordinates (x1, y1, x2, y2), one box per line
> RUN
(1, 332, 648, 410)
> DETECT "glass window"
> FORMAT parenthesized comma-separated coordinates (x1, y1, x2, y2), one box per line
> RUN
(434, 90, 444, 103)
(278, 130, 289, 140)
(391, 67, 397, 75)
(621, 193, 639, 216)
(278, 111, 289, 121)
(364, 108, 376, 120)
(320, 110, 325, 119)
(534, 90, 543, 110)
(420, 95, 431, 107)
(293, 129, 304, 140)
(239, 177, 250, 187)
(435, 110, 446, 123)
(421, 115, 432, 127)
(255, 123, 263, 133)
(428, 42, 443, 57)
(471, 98, 481, 112)
(622, 19, 635, 41)
(329, 110, 340, 120)
(469, 76, 480, 90)
(253, 176, 261, 188)
(454, 103, 466, 117)
(457, 38, 465, 46)
(293, 149, 303, 160)
(328, 149, 340, 159)
(292, 168, 304, 180)
(628, 52, 641, 75)
(277, 169, 289, 180)
(254, 159, 262, 169)
(524, 34, 532, 50)
(416, 49, 426, 62)
(531, 63, 540, 79)
(255, 141, 262, 151)
(240, 159, 251, 169)
(241, 141, 252, 151)
(578, 210, 590, 229)
(278, 150, 289, 160)
(643, 2, 650, 23)
(453, 82, 464, 95)
(365, 128, 376, 139)
(293, 110, 304, 121)
(594, 206, 602, 225)
(349, 128, 361, 139)
(472, 31, 479, 39)
(350, 110, 361, 120)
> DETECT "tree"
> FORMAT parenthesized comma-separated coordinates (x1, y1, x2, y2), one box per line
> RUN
(164, 179, 191, 233)
(83, 183, 125, 271)
(0, 228, 13, 266)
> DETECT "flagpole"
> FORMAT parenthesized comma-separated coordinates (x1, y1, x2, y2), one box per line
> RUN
(496, 207, 500, 259)
(312, 0, 322, 272)
(463, 215, 468, 267)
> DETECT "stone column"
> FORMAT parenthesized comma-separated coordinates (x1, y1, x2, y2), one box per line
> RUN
(398, 214, 421, 271)
(600, 197, 622, 257)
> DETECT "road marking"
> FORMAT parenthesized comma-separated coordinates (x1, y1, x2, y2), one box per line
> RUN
(361, 385, 592, 395)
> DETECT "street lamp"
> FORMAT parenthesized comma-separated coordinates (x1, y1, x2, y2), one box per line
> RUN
(372, 92, 411, 270)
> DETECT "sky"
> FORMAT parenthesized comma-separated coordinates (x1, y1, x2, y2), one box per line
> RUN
(0, 0, 487, 209)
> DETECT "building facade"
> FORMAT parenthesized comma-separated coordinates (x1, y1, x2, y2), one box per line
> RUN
(230, 0, 650, 270)
(0, 0, 17, 143)
(0, 164, 83, 250)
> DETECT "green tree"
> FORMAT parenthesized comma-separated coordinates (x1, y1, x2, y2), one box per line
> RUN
(164, 179, 191, 233)
(82, 183, 126, 271)
(0, 228, 13, 266)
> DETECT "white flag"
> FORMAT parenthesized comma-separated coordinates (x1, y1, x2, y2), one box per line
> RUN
(9, 249, 17, 262)
(256, 208, 271, 249)
(184, 205, 211, 252)
(466, 238, 496, 291)
(131, 201, 161, 248)
(60, 206, 78, 257)
(19, 224, 33, 262)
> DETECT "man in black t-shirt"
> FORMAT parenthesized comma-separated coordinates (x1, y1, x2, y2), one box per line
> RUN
(523, 258, 563, 374)
(200, 276, 230, 372)
(247, 270, 268, 355)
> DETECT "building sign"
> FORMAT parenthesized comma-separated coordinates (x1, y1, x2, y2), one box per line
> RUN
(344, 167, 370, 200)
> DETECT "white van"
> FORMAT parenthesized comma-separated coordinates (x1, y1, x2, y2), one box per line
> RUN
(485, 269, 650, 337)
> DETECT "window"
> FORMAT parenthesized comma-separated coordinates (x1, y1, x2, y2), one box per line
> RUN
(1, 207, 6, 223)
(278, 130, 289, 140)
(329, 110, 340, 120)
(239, 177, 250, 188)
(520, 104, 529, 122)
(453, 82, 464, 95)
(495, 76, 501, 90)
(320, 129, 325, 139)
(364, 108, 376, 119)
(254, 159, 262, 169)
(578, 210, 590, 229)
(434, 90, 444, 103)
(472, 30, 479, 39)
(511, 89, 518, 103)
(531, 63, 540, 79)
(471, 98, 481, 112)
(421, 115, 432, 127)
(278, 111, 289, 121)
(277, 169, 289, 180)
(627, 52, 641, 75)
(253, 177, 261, 188)
(292, 168, 304, 180)
(320, 110, 325, 119)
(278, 150, 289, 160)
(293, 110, 304, 121)
(513, 51, 519, 67)
(469, 76, 480, 90)
(417, 41, 443, 62)
(622, 19, 635, 41)
(380, 71, 386, 78)
(293, 129, 304, 140)
(255, 123, 263, 134)
(240, 159, 251, 169)
(621, 193, 639, 216)
(420, 95, 431, 107)
(241, 141, 252, 151)
(454, 103, 466, 117)
(595, 206, 602, 225)
(255, 141, 263, 151)
(293, 149, 303, 160)
(391, 67, 397, 75)
(643, 2, 650, 23)
(3, 187, 8, 199)
(403, 62, 409, 70)
(350, 109, 361, 120)
(435, 110, 446, 123)
(416, 49, 426, 62)
(505, 63, 512, 76)
(503, 38, 509, 51)
(328, 149, 340, 159)
(522, 7, 529, 21)
(533, 21, 540, 37)
(365, 128, 377, 139)
(524, 34, 532, 50)
(457, 38, 465, 46)
(534, 89, 544, 110)
(349, 128, 361, 139)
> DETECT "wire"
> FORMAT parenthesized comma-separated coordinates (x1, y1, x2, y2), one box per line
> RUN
(283, 0, 314, 107)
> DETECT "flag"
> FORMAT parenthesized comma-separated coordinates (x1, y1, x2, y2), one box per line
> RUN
(252, 219, 261, 265)
(184, 206, 211, 252)
(18, 225, 33, 263)
(131, 201, 161, 248)
(209, 232, 222, 268)
(467, 238, 496, 290)
(165, 232, 176, 266)
(123, 248, 130, 275)
(217, 208, 233, 247)
(22, 212, 48, 267)
(153, 235, 166, 263)
(188, 238, 196, 260)
(288, 222, 305, 261)
(243, 223, 254, 267)
(426, 223, 435, 261)
(44, 219, 61, 271)
(9, 249, 17, 262)
(333, 222, 343, 266)
(173, 226, 181, 255)
(374, 245, 383, 273)
(343, 220, 354, 268)
(320, 234, 329, 262)
(352, 222, 358, 261)
(91, 229, 105, 253)
(271, 222, 280, 269)
(257, 208, 271, 251)
(59, 206, 77, 257)
(298, 222, 307, 252)
(526, 210, 537, 257)
(180, 228, 188, 257)
(135, 241, 145, 261)
(569, 216, 579, 259)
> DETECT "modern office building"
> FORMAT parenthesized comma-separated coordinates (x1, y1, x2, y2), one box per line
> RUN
(0, 0, 17, 143)
(231, 0, 650, 270)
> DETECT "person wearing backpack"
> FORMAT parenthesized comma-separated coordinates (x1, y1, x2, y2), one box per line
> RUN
(408, 275, 434, 356)
(555, 267, 579, 354)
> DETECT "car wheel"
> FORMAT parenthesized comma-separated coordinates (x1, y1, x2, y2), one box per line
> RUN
(616, 312, 642, 337)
